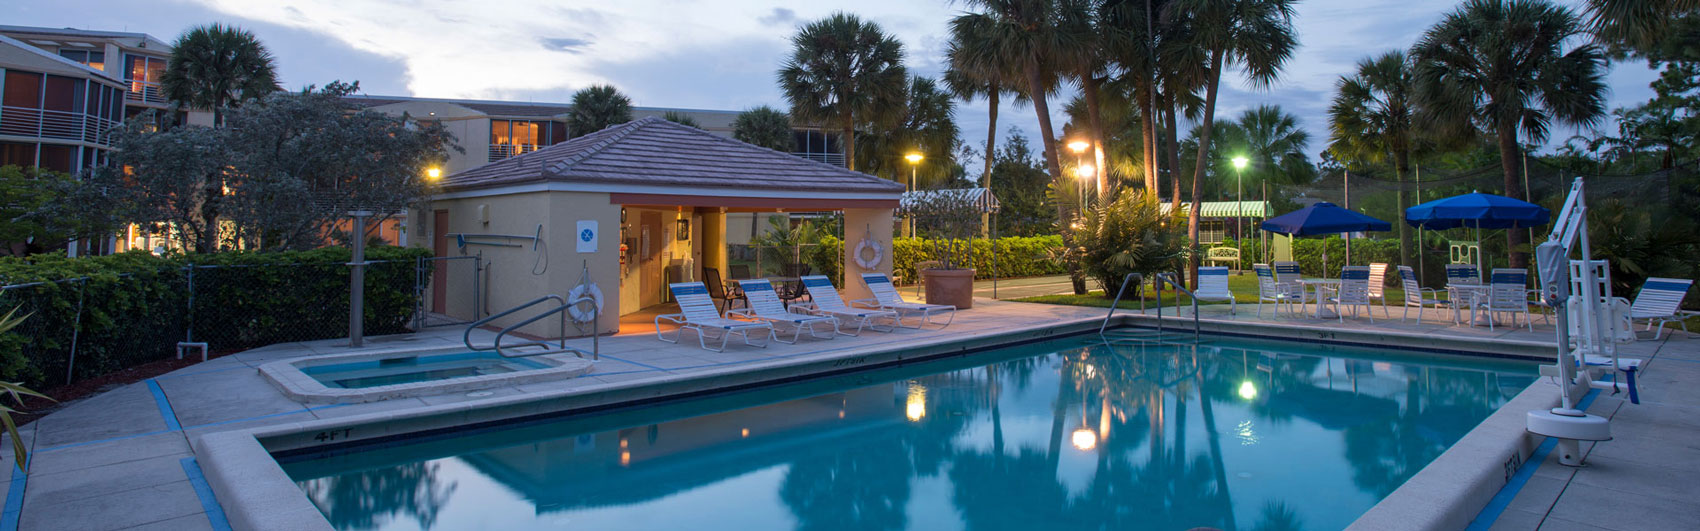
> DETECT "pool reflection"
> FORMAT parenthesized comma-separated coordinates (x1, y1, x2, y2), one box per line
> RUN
(286, 337, 1534, 531)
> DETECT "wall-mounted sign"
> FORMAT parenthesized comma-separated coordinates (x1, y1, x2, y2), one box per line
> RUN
(576, 220, 598, 253)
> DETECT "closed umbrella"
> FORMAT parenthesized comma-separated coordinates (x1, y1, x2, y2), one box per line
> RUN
(1261, 202, 1392, 272)
(1405, 193, 1551, 276)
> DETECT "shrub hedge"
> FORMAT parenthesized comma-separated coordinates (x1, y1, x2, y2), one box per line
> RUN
(0, 246, 428, 389)
(802, 235, 1066, 286)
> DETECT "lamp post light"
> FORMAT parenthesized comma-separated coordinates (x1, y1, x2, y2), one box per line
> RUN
(1067, 140, 1090, 205)
(425, 166, 442, 180)
(1231, 156, 1248, 270)
(905, 152, 923, 238)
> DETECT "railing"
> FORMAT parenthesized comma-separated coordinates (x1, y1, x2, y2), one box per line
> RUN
(1100, 272, 1144, 334)
(791, 152, 845, 167)
(463, 294, 599, 359)
(1153, 272, 1201, 342)
(0, 105, 120, 145)
(488, 144, 544, 161)
(125, 80, 168, 105)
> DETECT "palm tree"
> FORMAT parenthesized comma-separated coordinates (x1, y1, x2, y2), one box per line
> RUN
(1178, 0, 1298, 288)
(732, 106, 795, 152)
(161, 23, 280, 253)
(778, 12, 908, 172)
(854, 76, 961, 185)
(567, 85, 633, 137)
(661, 111, 700, 128)
(1584, 0, 1700, 50)
(1412, 0, 1607, 268)
(1330, 51, 1418, 267)
(944, 16, 1023, 203)
(955, 0, 1086, 293)
(1060, 0, 1114, 199)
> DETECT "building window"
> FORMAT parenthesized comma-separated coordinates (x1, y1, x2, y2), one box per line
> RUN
(58, 49, 106, 71)
(125, 54, 167, 104)
(788, 129, 843, 166)
(3, 71, 43, 109)
(488, 119, 564, 161)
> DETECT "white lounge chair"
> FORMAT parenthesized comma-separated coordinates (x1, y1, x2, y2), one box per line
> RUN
(1192, 267, 1236, 315)
(656, 282, 773, 352)
(1628, 277, 1696, 339)
(853, 273, 955, 328)
(795, 275, 898, 335)
(729, 278, 839, 343)
(1476, 269, 1533, 332)
(1446, 263, 1481, 285)
(1254, 264, 1296, 317)
(1397, 265, 1450, 323)
(1328, 266, 1374, 322)
(1272, 261, 1310, 307)
(1367, 263, 1391, 317)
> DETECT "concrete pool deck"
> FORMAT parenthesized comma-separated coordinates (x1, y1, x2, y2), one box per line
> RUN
(3, 298, 1696, 530)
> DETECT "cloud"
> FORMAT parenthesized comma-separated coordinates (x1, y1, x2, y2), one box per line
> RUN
(758, 7, 796, 26)
(540, 37, 594, 53)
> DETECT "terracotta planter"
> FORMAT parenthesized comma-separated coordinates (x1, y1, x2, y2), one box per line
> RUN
(921, 268, 976, 309)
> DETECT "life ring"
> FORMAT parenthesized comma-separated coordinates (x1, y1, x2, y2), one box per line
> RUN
(854, 239, 884, 269)
(567, 283, 604, 322)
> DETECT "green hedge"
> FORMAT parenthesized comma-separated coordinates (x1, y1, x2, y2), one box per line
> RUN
(0, 246, 428, 389)
(890, 236, 1066, 285)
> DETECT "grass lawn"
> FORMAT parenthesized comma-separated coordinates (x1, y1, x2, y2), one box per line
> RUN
(1014, 273, 1410, 310)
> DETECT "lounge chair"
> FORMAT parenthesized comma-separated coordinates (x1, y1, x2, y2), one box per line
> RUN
(1272, 261, 1310, 308)
(1628, 277, 1696, 339)
(1367, 263, 1391, 317)
(1192, 267, 1236, 315)
(656, 282, 773, 352)
(1328, 266, 1374, 322)
(1397, 265, 1450, 323)
(1475, 269, 1533, 331)
(729, 278, 838, 343)
(795, 275, 898, 335)
(852, 273, 955, 328)
(1254, 264, 1296, 317)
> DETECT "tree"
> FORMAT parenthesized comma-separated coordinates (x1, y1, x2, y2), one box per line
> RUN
(0, 166, 74, 256)
(567, 84, 633, 137)
(1584, 0, 1700, 52)
(1412, 0, 1608, 268)
(956, 0, 1086, 293)
(1330, 51, 1419, 267)
(991, 128, 1060, 236)
(1177, 0, 1298, 288)
(855, 76, 961, 186)
(160, 23, 281, 253)
(1079, 189, 1188, 296)
(733, 106, 794, 152)
(661, 111, 700, 128)
(778, 12, 909, 172)
(944, 15, 1023, 202)
(1059, 0, 1114, 199)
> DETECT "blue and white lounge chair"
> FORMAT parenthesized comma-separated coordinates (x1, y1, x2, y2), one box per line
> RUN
(1446, 263, 1481, 285)
(1329, 266, 1375, 322)
(1254, 264, 1296, 317)
(1476, 269, 1532, 332)
(1628, 277, 1695, 339)
(1272, 261, 1310, 307)
(656, 282, 773, 352)
(1192, 267, 1236, 315)
(1397, 265, 1450, 323)
(729, 278, 838, 343)
(853, 273, 955, 328)
(796, 275, 898, 335)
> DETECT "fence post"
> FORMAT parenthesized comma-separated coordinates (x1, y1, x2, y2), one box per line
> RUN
(64, 279, 86, 386)
(348, 211, 372, 348)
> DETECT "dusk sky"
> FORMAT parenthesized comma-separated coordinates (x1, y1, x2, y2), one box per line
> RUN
(13, 0, 1660, 165)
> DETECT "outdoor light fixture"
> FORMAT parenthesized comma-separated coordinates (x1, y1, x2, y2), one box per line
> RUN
(676, 218, 690, 241)
(1071, 427, 1098, 451)
(905, 152, 924, 164)
(1232, 156, 1249, 169)
(1075, 164, 1096, 179)
(425, 167, 442, 180)
(1238, 380, 1258, 400)
(1067, 140, 1090, 154)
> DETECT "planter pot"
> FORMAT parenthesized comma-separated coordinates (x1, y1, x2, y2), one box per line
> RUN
(921, 268, 976, 309)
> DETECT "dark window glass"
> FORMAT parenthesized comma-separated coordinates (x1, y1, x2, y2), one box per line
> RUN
(0, 142, 34, 167)
(793, 130, 808, 152)
(43, 76, 79, 112)
(38, 145, 73, 173)
(549, 122, 567, 144)
(59, 50, 85, 62)
(3, 71, 43, 108)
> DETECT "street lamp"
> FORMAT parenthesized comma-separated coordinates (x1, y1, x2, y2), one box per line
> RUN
(905, 152, 923, 238)
(425, 166, 442, 181)
(1067, 140, 1091, 205)
(1231, 156, 1248, 270)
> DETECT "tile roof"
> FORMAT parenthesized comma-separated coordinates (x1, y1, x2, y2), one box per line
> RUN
(441, 117, 904, 195)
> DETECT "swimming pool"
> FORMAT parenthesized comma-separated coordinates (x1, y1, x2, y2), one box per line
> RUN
(277, 332, 1536, 530)
(301, 352, 551, 389)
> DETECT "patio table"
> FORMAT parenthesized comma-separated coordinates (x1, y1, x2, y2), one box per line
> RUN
(1448, 284, 1494, 326)
(1297, 278, 1342, 319)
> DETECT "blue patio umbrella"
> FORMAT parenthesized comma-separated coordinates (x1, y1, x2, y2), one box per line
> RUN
(1405, 193, 1551, 276)
(1260, 202, 1391, 271)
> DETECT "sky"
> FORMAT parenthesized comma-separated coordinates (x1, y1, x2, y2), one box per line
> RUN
(13, 0, 1662, 167)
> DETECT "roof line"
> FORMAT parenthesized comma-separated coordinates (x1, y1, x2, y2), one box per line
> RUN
(544, 118, 655, 175)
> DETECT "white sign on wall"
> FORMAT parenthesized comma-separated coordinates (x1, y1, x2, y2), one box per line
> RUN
(576, 220, 598, 253)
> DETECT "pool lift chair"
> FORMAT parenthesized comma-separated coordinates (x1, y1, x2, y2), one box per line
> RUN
(463, 263, 601, 360)
(1528, 178, 1637, 466)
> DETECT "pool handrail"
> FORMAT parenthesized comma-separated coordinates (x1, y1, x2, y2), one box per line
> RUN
(463, 294, 599, 360)
(1154, 272, 1201, 342)
(1099, 272, 1145, 334)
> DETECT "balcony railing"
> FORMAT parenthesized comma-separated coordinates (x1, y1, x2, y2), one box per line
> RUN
(0, 106, 121, 146)
(488, 144, 544, 162)
(791, 152, 845, 167)
(126, 80, 168, 105)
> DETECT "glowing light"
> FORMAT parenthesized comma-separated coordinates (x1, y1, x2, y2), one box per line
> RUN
(1067, 140, 1090, 154)
(1238, 380, 1258, 400)
(426, 167, 442, 180)
(1075, 164, 1096, 179)
(838, 410, 845, 419)
(620, 451, 631, 466)
(905, 384, 927, 422)
(1232, 156, 1249, 169)
(740, 428, 750, 438)
(905, 152, 924, 164)
(1071, 427, 1098, 451)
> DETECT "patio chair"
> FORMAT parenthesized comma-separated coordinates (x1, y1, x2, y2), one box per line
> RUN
(1367, 263, 1391, 317)
(1397, 265, 1450, 323)
(1272, 261, 1310, 308)
(1192, 267, 1236, 315)
(1328, 266, 1375, 323)
(655, 282, 773, 352)
(1446, 263, 1481, 285)
(729, 278, 838, 343)
(729, 264, 752, 280)
(853, 273, 956, 328)
(795, 275, 899, 335)
(702, 267, 746, 313)
(1253, 264, 1297, 317)
(1628, 277, 1696, 339)
(1476, 269, 1533, 332)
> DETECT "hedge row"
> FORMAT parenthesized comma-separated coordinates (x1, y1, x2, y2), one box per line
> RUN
(0, 246, 429, 389)
(800, 235, 1067, 286)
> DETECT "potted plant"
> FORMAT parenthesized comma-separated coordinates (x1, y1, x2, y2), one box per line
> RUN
(905, 189, 984, 309)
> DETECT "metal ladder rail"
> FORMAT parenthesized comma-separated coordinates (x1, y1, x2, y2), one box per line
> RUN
(464, 295, 600, 360)
(1099, 273, 1145, 334)
(1154, 272, 1201, 342)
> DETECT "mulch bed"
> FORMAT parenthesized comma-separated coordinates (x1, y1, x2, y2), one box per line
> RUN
(11, 350, 240, 428)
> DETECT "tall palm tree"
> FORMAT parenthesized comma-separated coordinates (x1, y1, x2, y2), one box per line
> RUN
(161, 23, 280, 253)
(1060, 0, 1114, 199)
(1584, 0, 1700, 50)
(732, 106, 794, 152)
(1178, 0, 1298, 287)
(778, 12, 908, 172)
(855, 76, 960, 185)
(567, 84, 633, 137)
(1330, 51, 1418, 267)
(955, 0, 1086, 293)
(944, 16, 1023, 203)
(1412, 0, 1607, 268)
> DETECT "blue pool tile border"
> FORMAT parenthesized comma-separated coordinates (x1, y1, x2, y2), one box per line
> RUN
(1464, 386, 1605, 530)
(146, 379, 183, 431)
(180, 457, 233, 531)
(1, 463, 25, 531)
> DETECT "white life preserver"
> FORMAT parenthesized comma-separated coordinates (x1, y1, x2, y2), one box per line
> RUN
(567, 283, 604, 322)
(854, 238, 884, 270)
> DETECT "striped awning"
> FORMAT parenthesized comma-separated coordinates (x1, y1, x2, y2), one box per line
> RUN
(901, 188, 1000, 213)
(1159, 201, 1270, 218)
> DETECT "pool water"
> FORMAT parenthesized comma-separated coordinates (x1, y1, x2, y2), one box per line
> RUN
(279, 331, 1536, 530)
(301, 351, 550, 389)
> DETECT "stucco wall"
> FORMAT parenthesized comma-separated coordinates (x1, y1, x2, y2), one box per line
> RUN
(841, 208, 895, 302)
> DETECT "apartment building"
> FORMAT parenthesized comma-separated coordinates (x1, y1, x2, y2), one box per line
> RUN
(0, 33, 128, 174)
